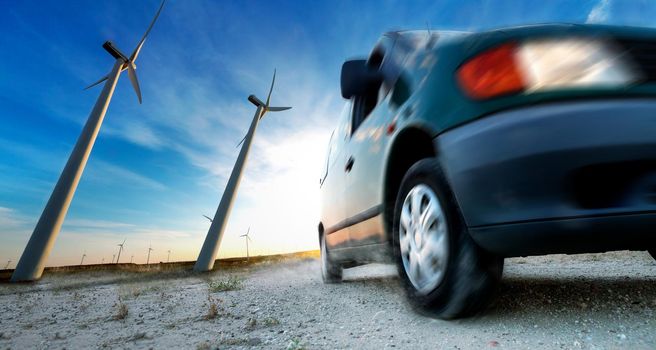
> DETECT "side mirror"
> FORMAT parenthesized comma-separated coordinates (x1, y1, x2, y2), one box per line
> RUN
(340, 59, 384, 99)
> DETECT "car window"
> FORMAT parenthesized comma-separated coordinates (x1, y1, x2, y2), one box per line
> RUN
(352, 49, 386, 134)
(336, 101, 352, 141)
(383, 39, 412, 109)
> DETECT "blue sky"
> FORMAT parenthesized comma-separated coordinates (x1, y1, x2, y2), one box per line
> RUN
(1, 0, 655, 266)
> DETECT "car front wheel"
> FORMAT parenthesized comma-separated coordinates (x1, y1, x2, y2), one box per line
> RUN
(393, 158, 503, 319)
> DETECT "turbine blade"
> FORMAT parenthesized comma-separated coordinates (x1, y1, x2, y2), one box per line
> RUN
(127, 62, 143, 104)
(122, 239, 126, 245)
(84, 74, 109, 90)
(236, 135, 246, 148)
(129, 0, 166, 62)
(247, 227, 250, 235)
(265, 69, 276, 107)
(267, 106, 291, 112)
(203, 215, 213, 222)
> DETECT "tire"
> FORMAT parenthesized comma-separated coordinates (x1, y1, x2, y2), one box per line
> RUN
(392, 158, 503, 319)
(320, 232, 342, 283)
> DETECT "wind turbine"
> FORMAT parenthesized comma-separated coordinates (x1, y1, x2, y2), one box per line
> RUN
(80, 252, 86, 266)
(111, 254, 116, 264)
(130, 255, 134, 264)
(194, 70, 291, 272)
(240, 227, 252, 260)
(4, 260, 11, 270)
(101, 258, 105, 264)
(116, 239, 126, 264)
(11, 0, 166, 282)
(146, 244, 154, 265)
(167, 250, 171, 263)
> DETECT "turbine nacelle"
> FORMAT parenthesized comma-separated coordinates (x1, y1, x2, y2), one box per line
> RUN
(84, 0, 166, 104)
(248, 95, 265, 108)
(237, 70, 291, 147)
(102, 41, 129, 62)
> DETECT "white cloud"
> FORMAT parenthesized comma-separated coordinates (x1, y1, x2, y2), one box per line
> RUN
(587, 0, 611, 23)
(63, 218, 135, 229)
(0, 207, 27, 227)
(87, 160, 167, 191)
(103, 120, 164, 150)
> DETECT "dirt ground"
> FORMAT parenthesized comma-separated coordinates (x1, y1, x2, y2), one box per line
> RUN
(0, 251, 655, 349)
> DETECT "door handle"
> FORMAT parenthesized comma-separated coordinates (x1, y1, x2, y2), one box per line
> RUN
(345, 156, 354, 173)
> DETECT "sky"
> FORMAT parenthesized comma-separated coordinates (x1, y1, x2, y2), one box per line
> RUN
(1, 0, 655, 267)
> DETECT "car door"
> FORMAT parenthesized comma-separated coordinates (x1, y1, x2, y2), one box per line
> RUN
(344, 92, 396, 246)
(343, 37, 412, 247)
(320, 102, 352, 250)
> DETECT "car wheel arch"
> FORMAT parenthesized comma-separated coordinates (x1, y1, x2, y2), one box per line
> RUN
(383, 126, 437, 241)
(317, 222, 324, 244)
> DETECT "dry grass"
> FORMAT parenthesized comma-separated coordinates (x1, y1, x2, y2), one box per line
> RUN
(208, 276, 243, 293)
(205, 294, 219, 320)
(262, 317, 280, 326)
(196, 342, 211, 350)
(286, 337, 306, 350)
(113, 297, 128, 320)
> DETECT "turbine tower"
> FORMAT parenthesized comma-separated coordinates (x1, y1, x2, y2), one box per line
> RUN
(111, 254, 116, 264)
(11, 0, 166, 282)
(116, 239, 126, 264)
(194, 70, 291, 272)
(167, 250, 171, 263)
(80, 252, 86, 266)
(4, 260, 11, 270)
(240, 227, 252, 260)
(146, 245, 154, 265)
(130, 255, 134, 264)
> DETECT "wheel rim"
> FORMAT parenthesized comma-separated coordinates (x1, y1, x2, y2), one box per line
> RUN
(399, 183, 449, 295)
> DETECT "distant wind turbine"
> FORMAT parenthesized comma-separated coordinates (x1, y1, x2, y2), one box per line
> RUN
(194, 70, 291, 272)
(240, 227, 252, 260)
(130, 255, 134, 264)
(146, 244, 154, 265)
(80, 253, 86, 266)
(111, 254, 116, 264)
(116, 239, 126, 264)
(5, 260, 11, 270)
(101, 258, 105, 264)
(11, 0, 166, 282)
(167, 250, 171, 263)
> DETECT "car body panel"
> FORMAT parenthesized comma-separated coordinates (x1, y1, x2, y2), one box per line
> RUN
(344, 93, 394, 246)
(320, 23, 656, 261)
(320, 104, 351, 249)
(437, 99, 656, 228)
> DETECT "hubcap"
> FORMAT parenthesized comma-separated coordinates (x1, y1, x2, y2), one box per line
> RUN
(399, 184, 449, 294)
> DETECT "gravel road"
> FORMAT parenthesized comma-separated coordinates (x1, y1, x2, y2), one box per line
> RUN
(0, 251, 654, 349)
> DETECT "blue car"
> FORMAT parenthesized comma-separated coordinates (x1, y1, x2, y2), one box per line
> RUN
(318, 24, 656, 318)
